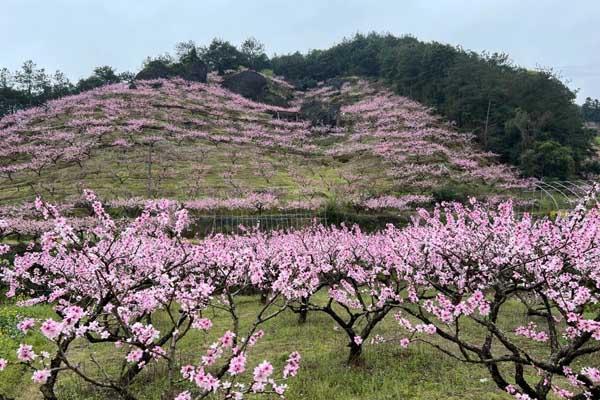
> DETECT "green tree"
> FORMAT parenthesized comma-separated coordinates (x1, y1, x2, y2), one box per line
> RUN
(0, 67, 13, 88)
(76, 66, 122, 91)
(240, 37, 270, 71)
(15, 60, 48, 103)
(520, 140, 575, 179)
(202, 38, 244, 75)
(582, 97, 600, 123)
(50, 71, 73, 97)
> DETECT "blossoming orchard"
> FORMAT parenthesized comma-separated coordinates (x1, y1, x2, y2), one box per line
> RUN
(0, 45, 596, 399)
(1, 187, 600, 399)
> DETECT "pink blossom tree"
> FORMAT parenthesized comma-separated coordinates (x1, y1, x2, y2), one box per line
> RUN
(0, 192, 303, 400)
(397, 195, 600, 399)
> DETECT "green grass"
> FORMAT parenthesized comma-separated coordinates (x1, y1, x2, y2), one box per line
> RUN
(0, 293, 522, 400)
(4, 291, 595, 399)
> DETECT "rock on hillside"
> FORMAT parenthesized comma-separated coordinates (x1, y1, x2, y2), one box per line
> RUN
(222, 70, 293, 107)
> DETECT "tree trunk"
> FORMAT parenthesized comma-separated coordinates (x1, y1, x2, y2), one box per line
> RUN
(39, 339, 72, 400)
(259, 291, 268, 305)
(347, 342, 363, 366)
(39, 383, 57, 400)
(298, 297, 309, 324)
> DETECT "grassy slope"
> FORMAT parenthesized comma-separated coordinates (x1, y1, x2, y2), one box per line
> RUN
(0, 75, 530, 211)
(0, 77, 390, 206)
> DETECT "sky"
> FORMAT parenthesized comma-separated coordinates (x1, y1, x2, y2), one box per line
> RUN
(1, 0, 599, 103)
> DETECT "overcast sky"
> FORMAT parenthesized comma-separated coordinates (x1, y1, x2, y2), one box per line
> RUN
(2, 0, 599, 102)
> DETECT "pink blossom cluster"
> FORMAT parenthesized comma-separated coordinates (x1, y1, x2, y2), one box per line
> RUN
(1, 192, 309, 399)
(111, 195, 324, 212)
(328, 79, 532, 191)
(3, 190, 600, 398)
(0, 75, 535, 211)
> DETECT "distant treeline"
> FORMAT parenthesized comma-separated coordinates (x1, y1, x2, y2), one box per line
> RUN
(0, 63, 134, 115)
(582, 97, 600, 124)
(0, 37, 269, 118)
(271, 33, 597, 179)
(1, 33, 598, 178)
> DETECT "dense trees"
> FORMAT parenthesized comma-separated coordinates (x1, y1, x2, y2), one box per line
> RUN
(134, 38, 269, 82)
(76, 65, 132, 91)
(240, 37, 270, 72)
(582, 97, 600, 123)
(137, 48, 207, 82)
(0, 62, 75, 116)
(272, 33, 592, 178)
(0, 62, 132, 117)
(201, 39, 245, 75)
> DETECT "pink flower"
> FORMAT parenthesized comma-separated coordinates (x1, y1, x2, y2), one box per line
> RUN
(253, 360, 273, 383)
(353, 336, 363, 345)
(582, 367, 600, 383)
(32, 369, 51, 384)
(192, 318, 212, 331)
(17, 318, 36, 334)
(17, 344, 36, 362)
(180, 365, 195, 380)
(0, 359, 7, 371)
(283, 352, 301, 378)
(0, 244, 9, 255)
(194, 368, 220, 392)
(201, 345, 223, 366)
(63, 306, 85, 325)
(174, 391, 191, 400)
(228, 352, 246, 375)
(174, 209, 189, 235)
(399, 338, 410, 348)
(130, 323, 159, 345)
(273, 383, 287, 395)
(126, 349, 144, 363)
(247, 330, 264, 347)
(40, 319, 63, 340)
(219, 331, 236, 348)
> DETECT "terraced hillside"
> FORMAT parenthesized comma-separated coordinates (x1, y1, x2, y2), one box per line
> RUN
(0, 73, 531, 215)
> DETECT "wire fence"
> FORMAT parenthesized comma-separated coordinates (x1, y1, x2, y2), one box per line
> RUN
(190, 212, 327, 236)
(3, 180, 599, 237)
(187, 209, 421, 237)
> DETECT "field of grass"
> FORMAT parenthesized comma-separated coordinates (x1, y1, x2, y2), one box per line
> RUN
(2, 291, 560, 400)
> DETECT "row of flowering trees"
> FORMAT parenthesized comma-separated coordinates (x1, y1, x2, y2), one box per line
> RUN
(2, 191, 600, 399)
(0, 192, 305, 400)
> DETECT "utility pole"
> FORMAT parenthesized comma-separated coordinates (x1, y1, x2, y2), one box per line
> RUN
(483, 98, 491, 148)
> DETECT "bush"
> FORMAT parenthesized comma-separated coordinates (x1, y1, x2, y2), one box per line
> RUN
(431, 184, 472, 203)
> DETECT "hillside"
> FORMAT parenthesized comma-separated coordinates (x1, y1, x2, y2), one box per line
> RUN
(0, 73, 531, 217)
